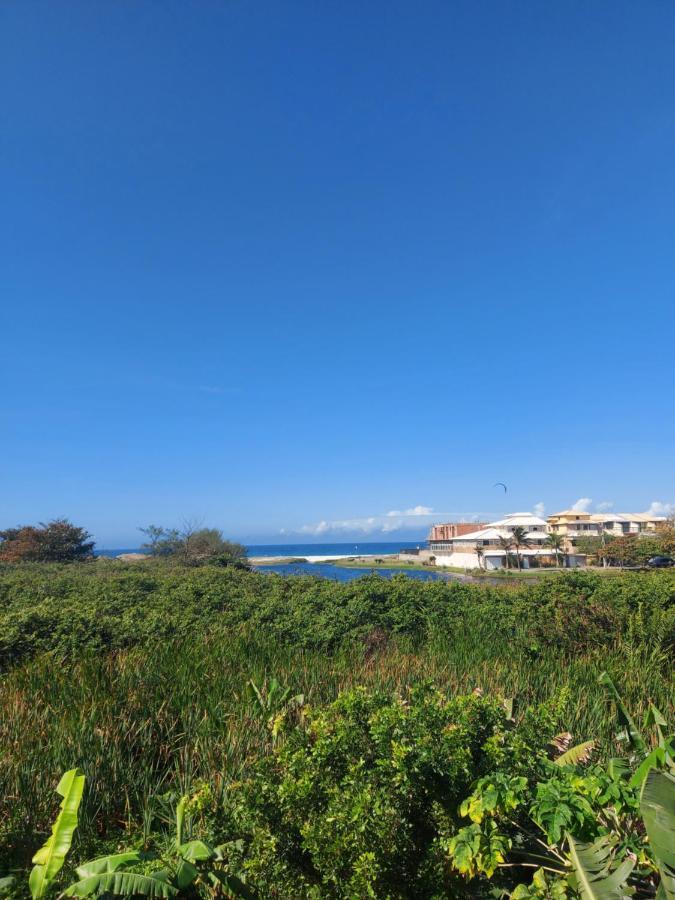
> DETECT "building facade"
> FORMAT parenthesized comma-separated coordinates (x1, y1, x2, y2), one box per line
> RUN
(430, 512, 585, 570)
(547, 510, 666, 550)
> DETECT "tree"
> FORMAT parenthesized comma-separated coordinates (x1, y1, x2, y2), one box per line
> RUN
(509, 526, 532, 572)
(497, 535, 513, 570)
(601, 535, 641, 567)
(543, 532, 565, 567)
(139, 525, 182, 557)
(181, 527, 248, 567)
(574, 535, 602, 565)
(475, 545, 485, 571)
(138, 523, 248, 568)
(655, 519, 675, 556)
(0, 519, 95, 563)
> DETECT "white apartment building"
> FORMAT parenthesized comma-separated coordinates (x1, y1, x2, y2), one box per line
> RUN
(431, 512, 585, 570)
(547, 510, 666, 549)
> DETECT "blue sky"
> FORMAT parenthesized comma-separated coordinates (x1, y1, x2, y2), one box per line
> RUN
(2, 1, 674, 546)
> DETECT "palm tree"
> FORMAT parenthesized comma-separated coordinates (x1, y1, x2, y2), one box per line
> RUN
(497, 535, 513, 570)
(510, 526, 532, 572)
(544, 532, 565, 567)
(475, 545, 485, 571)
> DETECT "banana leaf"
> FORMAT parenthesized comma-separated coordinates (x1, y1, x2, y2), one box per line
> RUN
(178, 840, 215, 862)
(566, 834, 634, 899)
(64, 870, 177, 897)
(554, 740, 595, 767)
(598, 672, 646, 755)
(75, 852, 143, 878)
(640, 769, 675, 900)
(29, 768, 85, 900)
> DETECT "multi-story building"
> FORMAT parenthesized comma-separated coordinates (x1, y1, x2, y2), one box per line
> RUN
(429, 512, 583, 570)
(547, 511, 666, 550)
(428, 521, 488, 555)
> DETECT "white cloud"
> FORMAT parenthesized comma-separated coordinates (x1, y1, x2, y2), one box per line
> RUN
(293, 505, 436, 537)
(385, 505, 434, 517)
(289, 505, 501, 538)
(533, 502, 545, 518)
(645, 501, 674, 517)
(596, 501, 613, 512)
(572, 497, 593, 512)
(297, 516, 380, 536)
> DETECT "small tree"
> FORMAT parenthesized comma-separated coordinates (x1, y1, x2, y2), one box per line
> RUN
(544, 532, 565, 567)
(497, 535, 513, 570)
(139, 525, 182, 557)
(602, 535, 641, 567)
(138, 523, 248, 568)
(0, 519, 95, 563)
(510, 526, 532, 572)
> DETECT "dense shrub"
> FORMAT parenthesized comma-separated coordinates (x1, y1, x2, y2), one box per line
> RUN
(214, 686, 560, 896)
(0, 564, 673, 667)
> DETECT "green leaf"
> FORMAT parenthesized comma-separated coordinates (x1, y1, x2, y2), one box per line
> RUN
(208, 870, 257, 898)
(598, 673, 646, 755)
(64, 870, 177, 898)
(177, 840, 215, 862)
(174, 860, 198, 891)
(640, 769, 675, 900)
(175, 796, 186, 848)
(75, 853, 143, 878)
(29, 768, 86, 900)
(566, 834, 634, 899)
(554, 741, 595, 767)
(607, 758, 630, 781)
(629, 747, 666, 788)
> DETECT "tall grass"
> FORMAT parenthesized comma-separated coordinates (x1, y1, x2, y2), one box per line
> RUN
(0, 563, 672, 875)
(1, 629, 671, 847)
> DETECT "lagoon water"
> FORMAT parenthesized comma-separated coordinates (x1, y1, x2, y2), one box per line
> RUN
(253, 561, 448, 582)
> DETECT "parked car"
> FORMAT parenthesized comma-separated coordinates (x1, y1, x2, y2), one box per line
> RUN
(646, 556, 675, 568)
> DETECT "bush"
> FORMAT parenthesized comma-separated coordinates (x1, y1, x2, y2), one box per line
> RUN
(0, 520, 94, 563)
(231, 685, 553, 896)
(0, 564, 673, 668)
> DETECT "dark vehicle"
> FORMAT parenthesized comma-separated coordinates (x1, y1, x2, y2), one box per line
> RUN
(646, 556, 675, 568)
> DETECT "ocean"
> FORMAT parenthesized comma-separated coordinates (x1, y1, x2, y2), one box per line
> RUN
(246, 541, 425, 558)
(96, 541, 425, 558)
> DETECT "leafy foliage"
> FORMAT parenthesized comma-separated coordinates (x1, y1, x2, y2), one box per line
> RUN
(138, 524, 248, 568)
(0, 521, 94, 563)
(29, 769, 85, 899)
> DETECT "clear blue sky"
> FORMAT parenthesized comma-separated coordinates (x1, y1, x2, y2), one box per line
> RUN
(2, 2, 674, 546)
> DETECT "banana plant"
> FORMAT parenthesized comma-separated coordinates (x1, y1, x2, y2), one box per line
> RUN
(564, 770, 675, 900)
(247, 677, 304, 743)
(65, 795, 255, 898)
(599, 671, 674, 787)
(29, 768, 85, 900)
(566, 833, 635, 899)
(640, 769, 675, 900)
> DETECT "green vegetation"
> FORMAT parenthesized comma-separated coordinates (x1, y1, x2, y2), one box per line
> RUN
(0, 563, 673, 896)
(138, 524, 248, 568)
(0, 521, 94, 564)
(574, 525, 675, 567)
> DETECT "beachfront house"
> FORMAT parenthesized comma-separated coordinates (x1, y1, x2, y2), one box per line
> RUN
(547, 510, 666, 551)
(430, 512, 583, 570)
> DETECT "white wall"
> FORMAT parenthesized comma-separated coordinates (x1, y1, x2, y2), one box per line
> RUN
(434, 552, 479, 568)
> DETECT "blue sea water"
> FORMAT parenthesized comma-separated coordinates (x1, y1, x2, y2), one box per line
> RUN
(246, 541, 425, 557)
(96, 541, 425, 558)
